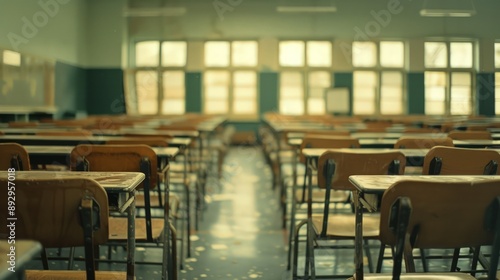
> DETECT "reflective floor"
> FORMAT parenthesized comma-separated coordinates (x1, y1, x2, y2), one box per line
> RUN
(21, 146, 494, 279)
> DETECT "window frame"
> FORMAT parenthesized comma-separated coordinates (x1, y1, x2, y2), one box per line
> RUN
(278, 39, 333, 115)
(129, 39, 187, 115)
(424, 40, 476, 116)
(352, 40, 407, 116)
(202, 40, 259, 118)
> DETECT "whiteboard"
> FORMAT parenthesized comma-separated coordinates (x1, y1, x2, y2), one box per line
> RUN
(325, 88, 350, 114)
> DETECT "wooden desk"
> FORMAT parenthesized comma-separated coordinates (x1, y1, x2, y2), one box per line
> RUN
(348, 175, 500, 280)
(0, 240, 42, 280)
(0, 171, 144, 280)
(0, 135, 191, 148)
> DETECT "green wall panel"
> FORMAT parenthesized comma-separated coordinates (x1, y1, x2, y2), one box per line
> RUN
(407, 73, 425, 115)
(477, 73, 495, 116)
(186, 72, 202, 113)
(259, 72, 279, 115)
(86, 69, 125, 115)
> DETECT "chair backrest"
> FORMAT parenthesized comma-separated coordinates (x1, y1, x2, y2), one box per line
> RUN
(300, 136, 360, 163)
(0, 177, 109, 248)
(393, 137, 454, 149)
(303, 130, 351, 137)
(36, 130, 93, 137)
(317, 150, 406, 191)
(70, 144, 158, 190)
(402, 128, 440, 133)
(379, 179, 500, 279)
(106, 137, 169, 147)
(422, 146, 500, 175)
(0, 143, 31, 171)
(8, 121, 38, 128)
(448, 130, 492, 140)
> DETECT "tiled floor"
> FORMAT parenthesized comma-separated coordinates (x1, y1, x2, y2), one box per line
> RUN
(22, 146, 493, 279)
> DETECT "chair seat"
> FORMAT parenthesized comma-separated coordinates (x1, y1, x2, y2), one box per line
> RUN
(350, 272, 476, 280)
(109, 216, 164, 241)
(25, 270, 129, 280)
(404, 166, 423, 175)
(311, 213, 380, 237)
(295, 189, 350, 204)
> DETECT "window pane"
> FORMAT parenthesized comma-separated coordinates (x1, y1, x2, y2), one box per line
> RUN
(233, 71, 257, 114)
(425, 71, 446, 115)
(380, 72, 403, 114)
(307, 71, 329, 115)
(380, 41, 404, 67)
(425, 42, 447, 68)
(495, 43, 500, 69)
(205, 41, 230, 67)
(450, 72, 471, 115)
(352, 42, 377, 67)
(232, 41, 258, 66)
(162, 71, 185, 114)
(280, 72, 304, 114)
(136, 41, 160, 67)
(450, 42, 473, 68)
(136, 71, 158, 114)
(307, 41, 331, 67)
(3, 50, 21, 66)
(279, 41, 305, 67)
(162, 99, 185, 114)
(161, 41, 187, 67)
(353, 71, 377, 114)
(496, 72, 500, 115)
(204, 70, 229, 113)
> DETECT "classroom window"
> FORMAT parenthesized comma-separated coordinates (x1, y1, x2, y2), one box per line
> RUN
(130, 40, 187, 115)
(424, 41, 475, 115)
(352, 41, 405, 115)
(495, 43, 500, 115)
(203, 41, 258, 116)
(279, 40, 332, 115)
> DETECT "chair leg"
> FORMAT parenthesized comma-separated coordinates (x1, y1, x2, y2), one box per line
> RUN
(307, 222, 316, 280)
(451, 248, 460, 272)
(287, 197, 298, 270)
(184, 183, 191, 258)
(293, 220, 308, 280)
(376, 243, 386, 273)
(68, 247, 75, 270)
(364, 239, 374, 273)
(420, 248, 429, 272)
(41, 248, 49, 270)
(470, 246, 481, 277)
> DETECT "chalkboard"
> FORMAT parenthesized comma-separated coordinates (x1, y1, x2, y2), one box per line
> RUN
(325, 87, 350, 114)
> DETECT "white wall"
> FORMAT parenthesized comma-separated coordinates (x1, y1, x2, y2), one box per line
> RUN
(85, 0, 126, 68)
(0, 0, 87, 65)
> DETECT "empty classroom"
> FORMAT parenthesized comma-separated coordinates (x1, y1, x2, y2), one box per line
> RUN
(2, 0, 500, 280)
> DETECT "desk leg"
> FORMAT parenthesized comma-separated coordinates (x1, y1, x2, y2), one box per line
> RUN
(127, 191, 136, 280)
(162, 180, 171, 280)
(355, 190, 364, 280)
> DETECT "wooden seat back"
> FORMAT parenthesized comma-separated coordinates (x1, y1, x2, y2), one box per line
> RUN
(422, 146, 500, 175)
(0, 177, 109, 248)
(448, 130, 492, 140)
(106, 137, 169, 147)
(70, 144, 158, 190)
(0, 143, 31, 170)
(318, 150, 406, 191)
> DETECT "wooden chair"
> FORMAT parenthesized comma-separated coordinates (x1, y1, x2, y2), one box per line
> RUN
(0, 143, 31, 170)
(293, 150, 406, 279)
(106, 137, 169, 147)
(0, 177, 126, 280)
(448, 130, 492, 140)
(70, 144, 178, 279)
(354, 179, 500, 280)
(285, 136, 360, 269)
